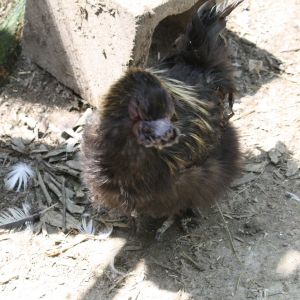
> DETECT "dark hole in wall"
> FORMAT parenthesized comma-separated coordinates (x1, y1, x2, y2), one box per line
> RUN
(147, 1, 203, 67)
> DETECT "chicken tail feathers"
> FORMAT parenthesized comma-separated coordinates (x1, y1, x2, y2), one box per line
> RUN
(175, 0, 243, 66)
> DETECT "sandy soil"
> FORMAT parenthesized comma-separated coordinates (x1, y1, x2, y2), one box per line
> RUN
(0, 1, 300, 299)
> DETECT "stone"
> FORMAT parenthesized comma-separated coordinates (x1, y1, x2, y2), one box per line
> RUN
(23, 0, 204, 107)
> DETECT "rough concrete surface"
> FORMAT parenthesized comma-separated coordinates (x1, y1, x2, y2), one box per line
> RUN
(22, 0, 204, 107)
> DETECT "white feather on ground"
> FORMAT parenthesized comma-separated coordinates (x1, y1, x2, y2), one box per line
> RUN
(4, 162, 35, 192)
(0, 202, 33, 230)
(79, 217, 96, 235)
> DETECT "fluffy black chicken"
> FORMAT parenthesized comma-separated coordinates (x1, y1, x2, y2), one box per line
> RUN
(81, 0, 242, 238)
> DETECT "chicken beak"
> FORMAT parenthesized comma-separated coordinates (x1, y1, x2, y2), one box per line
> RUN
(137, 118, 180, 148)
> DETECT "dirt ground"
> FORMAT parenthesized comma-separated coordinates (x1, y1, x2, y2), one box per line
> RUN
(0, 0, 300, 299)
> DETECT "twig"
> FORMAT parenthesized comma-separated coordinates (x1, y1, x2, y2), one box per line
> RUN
(150, 258, 181, 275)
(44, 174, 61, 198)
(108, 274, 128, 293)
(37, 169, 53, 205)
(234, 273, 242, 296)
(180, 252, 205, 271)
(45, 233, 109, 257)
(39, 203, 59, 214)
(0, 237, 10, 242)
(215, 202, 241, 263)
(1, 154, 8, 166)
(234, 236, 245, 243)
(62, 177, 66, 231)
(0, 275, 19, 285)
(232, 109, 255, 121)
(280, 47, 300, 53)
(45, 235, 89, 257)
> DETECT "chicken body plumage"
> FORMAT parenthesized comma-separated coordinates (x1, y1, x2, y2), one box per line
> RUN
(81, 0, 242, 218)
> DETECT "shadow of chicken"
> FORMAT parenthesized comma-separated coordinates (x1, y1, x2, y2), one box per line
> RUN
(81, 0, 242, 239)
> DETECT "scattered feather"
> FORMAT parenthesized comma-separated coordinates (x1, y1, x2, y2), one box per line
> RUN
(0, 203, 57, 230)
(0, 203, 36, 230)
(285, 192, 300, 203)
(22, 202, 34, 232)
(79, 217, 95, 235)
(98, 224, 113, 239)
(4, 162, 35, 192)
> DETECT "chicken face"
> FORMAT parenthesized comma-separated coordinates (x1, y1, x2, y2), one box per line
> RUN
(128, 74, 180, 149)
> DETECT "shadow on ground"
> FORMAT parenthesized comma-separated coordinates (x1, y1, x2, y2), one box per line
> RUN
(76, 142, 300, 300)
(2, 139, 298, 299)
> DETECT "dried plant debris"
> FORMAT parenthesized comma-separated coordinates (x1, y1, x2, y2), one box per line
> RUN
(42, 147, 70, 159)
(45, 235, 90, 257)
(1, 109, 92, 234)
(30, 144, 49, 154)
(41, 172, 84, 214)
(4, 162, 35, 192)
(41, 209, 81, 230)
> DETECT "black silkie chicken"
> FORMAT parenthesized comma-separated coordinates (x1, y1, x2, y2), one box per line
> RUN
(81, 0, 242, 238)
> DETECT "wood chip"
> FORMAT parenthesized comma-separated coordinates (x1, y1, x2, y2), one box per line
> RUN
(43, 148, 68, 158)
(41, 210, 80, 230)
(31, 144, 49, 154)
(231, 173, 256, 187)
(54, 164, 80, 177)
(37, 169, 53, 205)
(286, 160, 299, 177)
(243, 161, 268, 173)
(11, 137, 26, 153)
(268, 149, 281, 165)
(66, 160, 81, 171)
(43, 173, 84, 214)
(61, 128, 78, 139)
(275, 141, 287, 154)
